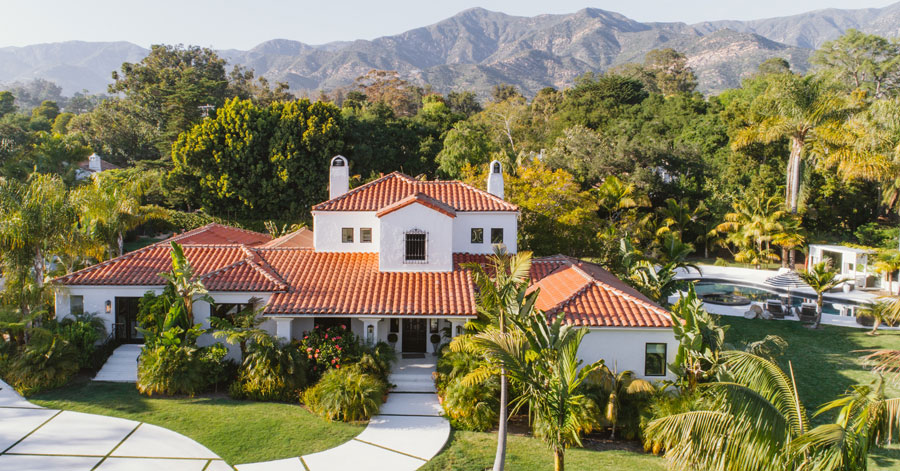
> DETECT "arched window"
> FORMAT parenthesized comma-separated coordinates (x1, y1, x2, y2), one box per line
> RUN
(404, 229, 427, 262)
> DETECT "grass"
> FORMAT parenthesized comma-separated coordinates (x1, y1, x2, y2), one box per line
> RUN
(722, 316, 900, 470)
(421, 431, 665, 471)
(30, 380, 363, 465)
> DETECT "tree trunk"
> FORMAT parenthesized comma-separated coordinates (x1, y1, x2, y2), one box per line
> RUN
(554, 447, 565, 471)
(33, 247, 44, 290)
(493, 368, 508, 471)
(118, 231, 125, 257)
(786, 137, 803, 268)
(814, 294, 823, 329)
(782, 248, 789, 269)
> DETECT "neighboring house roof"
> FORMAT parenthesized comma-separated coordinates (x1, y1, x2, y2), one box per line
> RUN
(78, 156, 120, 172)
(165, 223, 272, 247)
(260, 227, 314, 249)
(313, 172, 518, 213)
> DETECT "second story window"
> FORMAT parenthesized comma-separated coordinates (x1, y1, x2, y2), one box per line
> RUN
(405, 230, 426, 262)
(471, 228, 483, 244)
(491, 228, 504, 244)
(342, 228, 354, 243)
(360, 228, 372, 243)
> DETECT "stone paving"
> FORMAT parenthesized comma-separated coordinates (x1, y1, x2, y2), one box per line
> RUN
(0, 379, 231, 471)
(234, 357, 450, 471)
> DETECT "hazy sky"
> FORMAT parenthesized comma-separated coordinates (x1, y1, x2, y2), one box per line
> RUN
(2, 0, 898, 50)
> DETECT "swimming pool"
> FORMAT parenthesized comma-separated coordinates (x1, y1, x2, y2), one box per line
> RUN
(691, 281, 857, 316)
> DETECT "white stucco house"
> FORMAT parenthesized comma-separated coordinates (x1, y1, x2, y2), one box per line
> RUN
(53, 156, 677, 379)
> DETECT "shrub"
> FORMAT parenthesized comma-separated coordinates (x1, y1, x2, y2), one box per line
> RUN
(54, 313, 106, 369)
(303, 365, 386, 422)
(440, 375, 499, 431)
(356, 342, 396, 383)
(434, 350, 483, 394)
(137, 344, 227, 396)
(5, 330, 80, 396)
(299, 324, 363, 380)
(230, 339, 307, 401)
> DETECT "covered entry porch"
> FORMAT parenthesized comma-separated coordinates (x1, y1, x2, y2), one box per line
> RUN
(267, 315, 471, 354)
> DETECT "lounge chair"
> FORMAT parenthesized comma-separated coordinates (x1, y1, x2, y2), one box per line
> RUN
(765, 299, 786, 319)
(798, 303, 817, 323)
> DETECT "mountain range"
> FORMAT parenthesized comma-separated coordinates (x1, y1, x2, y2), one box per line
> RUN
(3, 2, 900, 98)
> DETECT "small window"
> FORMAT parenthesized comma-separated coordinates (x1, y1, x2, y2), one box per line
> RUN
(360, 228, 372, 243)
(390, 319, 400, 333)
(405, 230, 426, 262)
(491, 228, 504, 244)
(70, 295, 84, 315)
(342, 228, 354, 243)
(470, 228, 483, 244)
(645, 343, 667, 376)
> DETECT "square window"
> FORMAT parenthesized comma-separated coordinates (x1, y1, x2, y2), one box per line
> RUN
(70, 295, 84, 315)
(342, 227, 354, 243)
(645, 343, 667, 376)
(471, 228, 483, 244)
(360, 228, 372, 243)
(405, 231, 426, 262)
(491, 228, 504, 244)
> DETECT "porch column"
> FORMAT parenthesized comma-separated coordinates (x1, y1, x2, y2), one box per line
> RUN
(451, 319, 467, 338)
(275, 318, 293, 340)
(359, 317, 380, 346)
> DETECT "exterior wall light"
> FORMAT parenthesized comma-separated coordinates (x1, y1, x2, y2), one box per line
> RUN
(455, 325, 462, 336)
(105, 300, 112, 313)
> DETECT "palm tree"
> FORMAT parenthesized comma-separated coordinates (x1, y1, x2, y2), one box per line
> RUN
(210, 298, 269, 359)
(648, 350, 900, 471)
(874, 250, 900, 296)
(858, 299, 900, 335)
(587, 364, 654, 439)
(71, 172, 165, 259)
(593, 175, 649, 222)
(797, 260, 847, 329)
(717, 194, 786, 269)
(158, 242, 213, 327)
(460, 247, 534, 471)
(472, 309, 601, 471)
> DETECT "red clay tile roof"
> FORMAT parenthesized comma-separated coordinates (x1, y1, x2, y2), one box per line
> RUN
(260, 251, 476, 316)
(261, 228, 315, 249)
(165, 223, 272, 247)
(313, 172, 517, 213)
(376, 192, 457, 218)
(455, 253, 672, 328)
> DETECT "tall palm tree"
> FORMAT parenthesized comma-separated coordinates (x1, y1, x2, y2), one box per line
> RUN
(797, 260, 847, 329)
(158, 242, 213, 327)
(472, 309, 601, 471)
(460, 247, 533, 471)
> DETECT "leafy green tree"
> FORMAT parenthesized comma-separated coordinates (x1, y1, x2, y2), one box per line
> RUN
(109, 44, 229, 153)
(170, 97, 343, 221)
(226, 64, 294, 106)
(31, 100, 59, 122)
(642, 48, 698, 96)
(757, 57, 792, 76)
(490, 83, 521, 103)
(558, 73, 647, 129)
(0, 91, 16, 117)
(158, 242, 214, 327)
(446, 90, 482, 117)
(812, 29, 900, 98)
(354, 70, 422, 117)
(66, 98, 163, 164)
(717, 193, 786, 269)
(437, 121, 494, 178)
(668, 285, 727, 391)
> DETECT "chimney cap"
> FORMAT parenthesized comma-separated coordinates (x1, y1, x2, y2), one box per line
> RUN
(331, 155, 347, 167)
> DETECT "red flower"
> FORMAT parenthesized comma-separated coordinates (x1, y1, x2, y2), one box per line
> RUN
(306, 347, 312, 352)
(335, 364, 340, 369)
(340, 324, 346, 330)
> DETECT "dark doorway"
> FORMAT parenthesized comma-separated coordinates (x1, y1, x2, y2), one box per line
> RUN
(114, 297, 143, 343)
(314, 317, 351, 331)
(402, 319, 427, 353)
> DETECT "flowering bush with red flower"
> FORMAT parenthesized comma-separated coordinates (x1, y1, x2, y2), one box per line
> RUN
(299, 324, 363, 381)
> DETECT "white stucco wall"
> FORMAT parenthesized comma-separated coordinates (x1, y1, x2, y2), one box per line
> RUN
(313, 211, 380, 252)
(54, 285, 162, 339)
(452, 212, 518, 254)
(379, 203, 454, 272)
(578, 328, 678, 381)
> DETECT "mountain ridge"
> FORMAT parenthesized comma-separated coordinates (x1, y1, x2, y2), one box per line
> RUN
(2, 3, 899, 98)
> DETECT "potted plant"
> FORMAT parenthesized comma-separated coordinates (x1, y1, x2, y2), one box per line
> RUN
(387, 333, 398, 349)
(430, 333, 441, 356)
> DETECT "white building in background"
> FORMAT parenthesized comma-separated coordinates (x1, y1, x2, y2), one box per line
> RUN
(75, 153, 120, 181)
(54, 156, 677, 379)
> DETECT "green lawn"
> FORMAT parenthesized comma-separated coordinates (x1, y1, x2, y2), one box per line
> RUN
(422, 431, 664, 471)
(722, 316, 900, 470)
(30, 380, 363, 465)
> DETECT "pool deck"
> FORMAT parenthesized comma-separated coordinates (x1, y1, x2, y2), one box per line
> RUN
(674, 265, 897, 330)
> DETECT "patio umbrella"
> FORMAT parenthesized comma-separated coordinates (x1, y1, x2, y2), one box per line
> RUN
(764, 270, 811, 290)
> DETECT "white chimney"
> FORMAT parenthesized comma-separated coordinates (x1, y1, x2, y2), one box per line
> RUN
(487, 160, 504, 199)
(329, 155, 349, 199)
(89, 153, 102, 172)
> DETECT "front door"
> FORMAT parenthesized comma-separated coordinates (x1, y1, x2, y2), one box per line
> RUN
(401, 319, 427, 353)
(115, 297, 142, 343)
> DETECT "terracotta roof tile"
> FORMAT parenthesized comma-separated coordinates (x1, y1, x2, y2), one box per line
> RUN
(165, 223, 271, 247)
(261, 228, 314, 248)
(313, 172, 517, 213)
(376, 193, 457, 218)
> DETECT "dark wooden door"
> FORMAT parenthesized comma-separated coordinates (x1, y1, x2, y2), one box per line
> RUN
(115, 297, 142, 343)
(402, 319, 427, 352)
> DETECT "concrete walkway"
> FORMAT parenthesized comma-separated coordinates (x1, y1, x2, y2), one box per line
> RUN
(235, 358, 450, 471)
(94, 344, 142, 382)
(0, 379, 231, 471)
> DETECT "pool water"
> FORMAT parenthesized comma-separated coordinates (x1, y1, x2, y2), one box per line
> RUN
(691, 281, 853, 316)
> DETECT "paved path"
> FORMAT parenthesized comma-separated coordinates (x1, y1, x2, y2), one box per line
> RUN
(0, 379, 231, 471)
(94, 344, 142, 382)
(235, 358, 450, 471)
